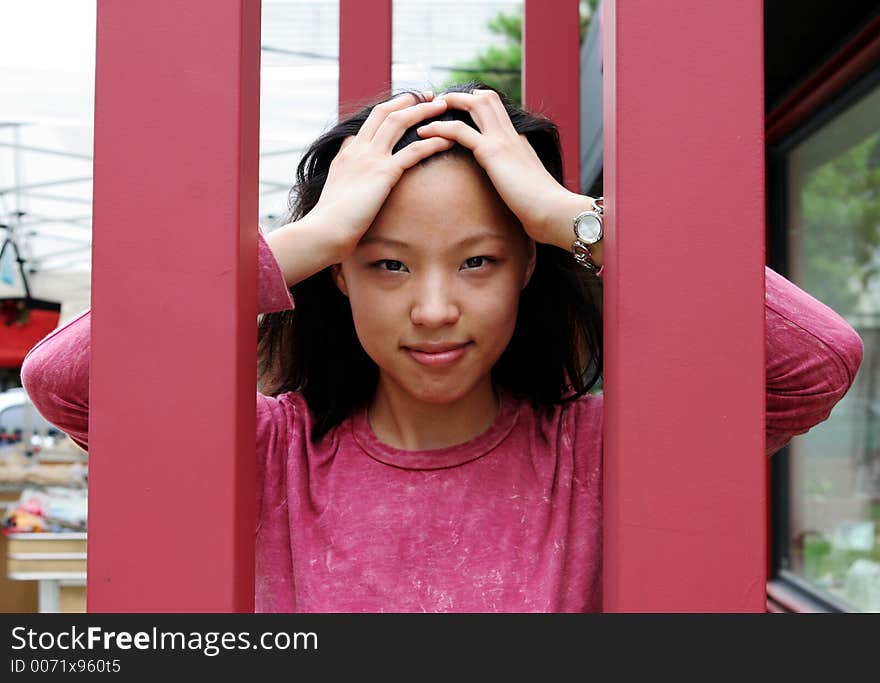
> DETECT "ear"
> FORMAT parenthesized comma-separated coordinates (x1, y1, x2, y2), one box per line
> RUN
(331, 263, 350, 297)
(522, 238, 537, 289)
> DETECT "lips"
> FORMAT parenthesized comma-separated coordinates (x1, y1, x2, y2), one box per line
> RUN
(403, 341, 472, 367)
(405, 342, 469, 353)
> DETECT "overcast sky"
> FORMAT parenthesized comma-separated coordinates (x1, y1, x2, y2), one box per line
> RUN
(0, 0, 96, 74)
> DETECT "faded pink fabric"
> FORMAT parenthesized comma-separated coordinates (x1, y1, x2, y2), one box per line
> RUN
(20, 230, 864, 612)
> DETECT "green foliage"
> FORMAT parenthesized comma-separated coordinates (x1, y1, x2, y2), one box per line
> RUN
(800, 132, 880, 316)
(443, 1, 598, 106)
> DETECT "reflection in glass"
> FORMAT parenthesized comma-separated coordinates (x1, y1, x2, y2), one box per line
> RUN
(786, 78, 880, 611)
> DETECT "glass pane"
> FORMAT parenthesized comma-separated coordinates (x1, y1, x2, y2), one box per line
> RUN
(785, 75, 880, 612)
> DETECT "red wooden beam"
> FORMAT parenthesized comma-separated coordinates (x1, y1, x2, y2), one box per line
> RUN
(90, 0, 261, 611)
(523, 0, 580, 192)
(339, 0, 392, 118)
(601, 0, 766, 611)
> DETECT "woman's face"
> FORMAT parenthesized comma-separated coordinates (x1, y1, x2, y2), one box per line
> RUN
(333, 155, 535, 406)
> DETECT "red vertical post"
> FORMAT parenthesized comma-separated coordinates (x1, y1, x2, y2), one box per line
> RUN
(601, 0, 766, 611)
(523, 0, 580, 192)
(339, 0, 392, 118)
(90, 0, 261, 611)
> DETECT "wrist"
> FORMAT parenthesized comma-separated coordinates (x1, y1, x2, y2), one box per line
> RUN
(300, 208, 358, 263)
(542, 191, 604, 265)
(584, 238, 603, 268)
(264, 212, 353, 287)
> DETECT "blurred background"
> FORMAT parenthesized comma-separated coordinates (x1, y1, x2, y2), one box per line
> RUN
(1, 0, 879, 613)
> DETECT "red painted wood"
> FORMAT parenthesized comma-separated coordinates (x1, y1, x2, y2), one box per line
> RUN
(90, 0, 261, 611)
(601, 0, 766, 611)
(339, 0, 392, 118)
(523, 0, 580, 192)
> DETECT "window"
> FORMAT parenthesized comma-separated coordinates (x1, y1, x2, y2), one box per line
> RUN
(772, 66, 880, 612)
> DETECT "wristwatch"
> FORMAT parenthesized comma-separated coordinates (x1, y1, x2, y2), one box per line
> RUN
(572, 196, 604, 273)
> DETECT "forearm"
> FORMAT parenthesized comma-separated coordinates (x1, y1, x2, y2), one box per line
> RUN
(263, 213, 350, 288)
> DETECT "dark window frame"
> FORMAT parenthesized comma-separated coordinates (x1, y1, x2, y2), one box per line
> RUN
(767, 61, 880, 613)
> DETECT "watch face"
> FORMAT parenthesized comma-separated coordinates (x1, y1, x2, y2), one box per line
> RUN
(575, 212, 602, 243)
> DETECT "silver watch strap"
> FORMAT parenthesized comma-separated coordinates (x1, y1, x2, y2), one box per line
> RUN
(572, 196, 603, 273)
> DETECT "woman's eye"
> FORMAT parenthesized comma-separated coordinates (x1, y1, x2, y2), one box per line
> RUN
(374, 259, 408, 272)
(462, 256, 495, 270)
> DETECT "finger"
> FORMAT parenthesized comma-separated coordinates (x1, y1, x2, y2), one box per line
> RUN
(415, 120, 482, 151)
(434, 91, 508, 134)
(370, 98, 449, 151)
(470, 89, 509, 130)
(391, 137, 456, 170)
(357, 91, 434, 141)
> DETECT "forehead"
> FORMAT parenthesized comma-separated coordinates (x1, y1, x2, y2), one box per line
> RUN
(363, 156, 523, 247)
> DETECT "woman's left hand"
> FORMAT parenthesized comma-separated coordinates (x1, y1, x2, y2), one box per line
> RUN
(415, 89, 592, 252)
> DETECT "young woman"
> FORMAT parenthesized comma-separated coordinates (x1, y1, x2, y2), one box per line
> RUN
(20, 83, 864, 612)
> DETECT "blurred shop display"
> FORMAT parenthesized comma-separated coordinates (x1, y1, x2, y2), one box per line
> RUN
(1, 387, 65, 449)
(0, 385, 87, 613)
(0, 388, 88, 533)
(2, 487, 87, 533)
(0, 446, 85, 489)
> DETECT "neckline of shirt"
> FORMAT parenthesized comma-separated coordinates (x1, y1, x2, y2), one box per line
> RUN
(350, 389, 520, 470)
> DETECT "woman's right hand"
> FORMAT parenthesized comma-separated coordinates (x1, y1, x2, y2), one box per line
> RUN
(309, 92, 454, 257)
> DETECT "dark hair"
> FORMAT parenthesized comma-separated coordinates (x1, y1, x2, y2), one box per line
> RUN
(257, 82, 602, 442)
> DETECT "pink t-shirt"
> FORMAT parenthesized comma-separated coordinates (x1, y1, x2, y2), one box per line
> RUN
(19, 230, 864, 612)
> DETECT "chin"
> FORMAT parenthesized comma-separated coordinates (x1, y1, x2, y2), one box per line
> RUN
(406, 383, 472, 405)
(392, 373, 485, 406)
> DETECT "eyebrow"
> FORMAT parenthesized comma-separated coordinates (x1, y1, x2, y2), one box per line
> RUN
(359, 232, 507, 249)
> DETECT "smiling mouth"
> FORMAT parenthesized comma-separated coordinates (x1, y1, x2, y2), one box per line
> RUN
(403, 342, 472, 367)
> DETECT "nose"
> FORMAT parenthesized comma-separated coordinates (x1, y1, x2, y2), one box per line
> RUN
(410, 271, 461, 328)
